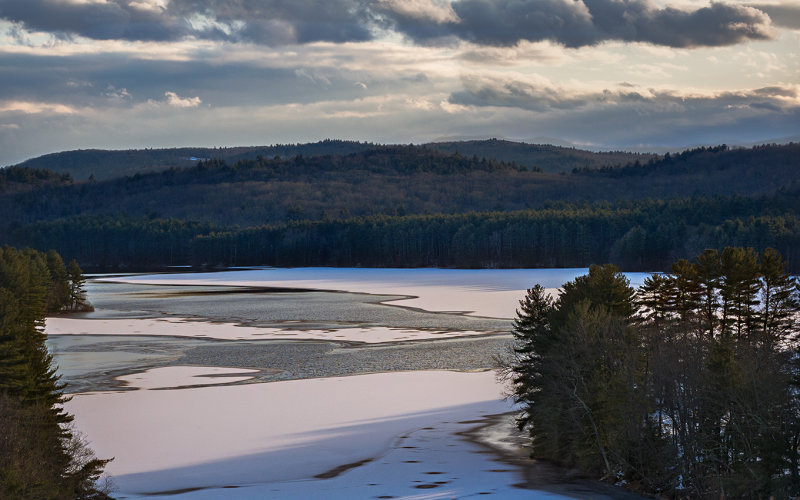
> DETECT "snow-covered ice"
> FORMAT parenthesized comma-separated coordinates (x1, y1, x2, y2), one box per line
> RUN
(134, 414, 567, 500)
(64, 370, 557, 498)
(45, 316, 497, 343)
(115, 366, 259, 390)
(102, 267, 650, 319)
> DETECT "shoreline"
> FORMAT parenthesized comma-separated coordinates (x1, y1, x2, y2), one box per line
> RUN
(465, 412, 647, 499)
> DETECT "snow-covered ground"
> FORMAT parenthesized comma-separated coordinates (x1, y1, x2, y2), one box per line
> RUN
(102, 267, 650, 319)
(66, 370, 565, 498)
(46, 316, 495, 343)
(135, 415, 567, 500)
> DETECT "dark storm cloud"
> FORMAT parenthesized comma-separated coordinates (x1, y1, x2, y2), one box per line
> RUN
(0, 0, 775, 48)
(386, 0, 773, 48)
(168, 0, 374, 43)
(0, 0, 190, 41)
(581, 0, 772, 48)
(444, 79, 800, 150)
(449, 78, 798, 115)
(448, 78, 590, 111)
(751, 3, 800, 30)
(0, 0, 372, 44)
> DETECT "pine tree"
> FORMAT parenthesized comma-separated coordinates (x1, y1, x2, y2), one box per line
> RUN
(635, 273, 670, 328)
(508, 249, 800, 497)
(66, 259, 89, 312)
(0, 247, 110, 498)
(759, 247, 797, 344)
(666, 258, 701, 325)
(507, 285, 553, 433)
(693, 249, 720, 338)
(718, 247, 761, 340)
(508, 265, 641, 477)
(45, 250, 70, 313)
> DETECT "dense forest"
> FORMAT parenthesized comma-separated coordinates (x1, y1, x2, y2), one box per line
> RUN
(425, 139, 656, 173)
(1, 141, 798, 272)
(13, 139, 653, 180)
(506, 248, 800, 497)
(9, 192, 798, 272)
(3, 144, 796, 228)
(0, 246, 108, 499)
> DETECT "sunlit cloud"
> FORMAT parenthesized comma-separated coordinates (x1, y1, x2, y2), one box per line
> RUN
(162, 91, 202, 108)
(0, 101, 78, 114)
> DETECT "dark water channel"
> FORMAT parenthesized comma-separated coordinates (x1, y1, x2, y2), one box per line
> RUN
(48, 280, 513, 393)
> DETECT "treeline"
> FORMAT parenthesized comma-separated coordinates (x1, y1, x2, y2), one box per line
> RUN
(506, 248, 800, 497)
(0, 166, 72, 194)
(2, 143, 798, 229)
(5, 193, 800, 272)
(8, 216, 215, 269)
(427, 138, 656, 173)
(574, 143, 796, 178)
(13, 139, 378, 181)
(15, 138, 650, 180)
(187, 201, 800, 271)
(0, 246, 107, 498)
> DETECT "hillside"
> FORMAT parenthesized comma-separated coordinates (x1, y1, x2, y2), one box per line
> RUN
(425, 139, 656, 172)
(13, 140, 377, 181)
(1, 142, 798, 271)
(14, 139, 653, 180)
(2, 143, 797, 227)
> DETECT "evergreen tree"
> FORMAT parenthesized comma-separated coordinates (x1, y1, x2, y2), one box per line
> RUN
(635, 273, 670, 328)
(693, 249, 720, 338)
(66, 259, 89, 312)
(759, 247, 797, 344)
(718, 247, 761, 340)
(507, 285, 554, 433)
(507, 248, 800, 497)
(45, 250, 69, 313)
(0, 246, 110, 498)
(508, 265, 643, 478)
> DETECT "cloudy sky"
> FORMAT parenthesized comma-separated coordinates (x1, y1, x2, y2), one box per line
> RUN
(1, 0, 798, 165)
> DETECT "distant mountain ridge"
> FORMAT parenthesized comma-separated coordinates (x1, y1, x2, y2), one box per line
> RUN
(423, 139, 655, 173)
(13, 139, 655, 180)
(2, 142, 799, 271)
(12, 140, 377, 181)
(2, 142, 797, 228)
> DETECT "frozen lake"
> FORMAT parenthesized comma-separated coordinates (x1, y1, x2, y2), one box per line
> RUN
(98, 267, 650, 319)
(49, 267, 648, 498)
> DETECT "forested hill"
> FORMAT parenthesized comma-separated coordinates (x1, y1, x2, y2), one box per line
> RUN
(2, 143, 797, 227)
(424, 139, 656, 173)
(13, 140, 378, 181)
(14, 138, 653, 180)
(1, 142, 799, 271)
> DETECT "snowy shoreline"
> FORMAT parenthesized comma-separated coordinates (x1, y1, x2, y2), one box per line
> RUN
(65, 369, 572, 498)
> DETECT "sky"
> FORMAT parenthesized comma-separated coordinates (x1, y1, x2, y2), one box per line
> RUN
(1, 0, 798, 166)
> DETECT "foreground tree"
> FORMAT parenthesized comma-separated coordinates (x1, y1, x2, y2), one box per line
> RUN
(506, 249, 800, 497)
(505, 284, 553, 436)
(0, 246, 110, 499)
(507, 266, 656, 481)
